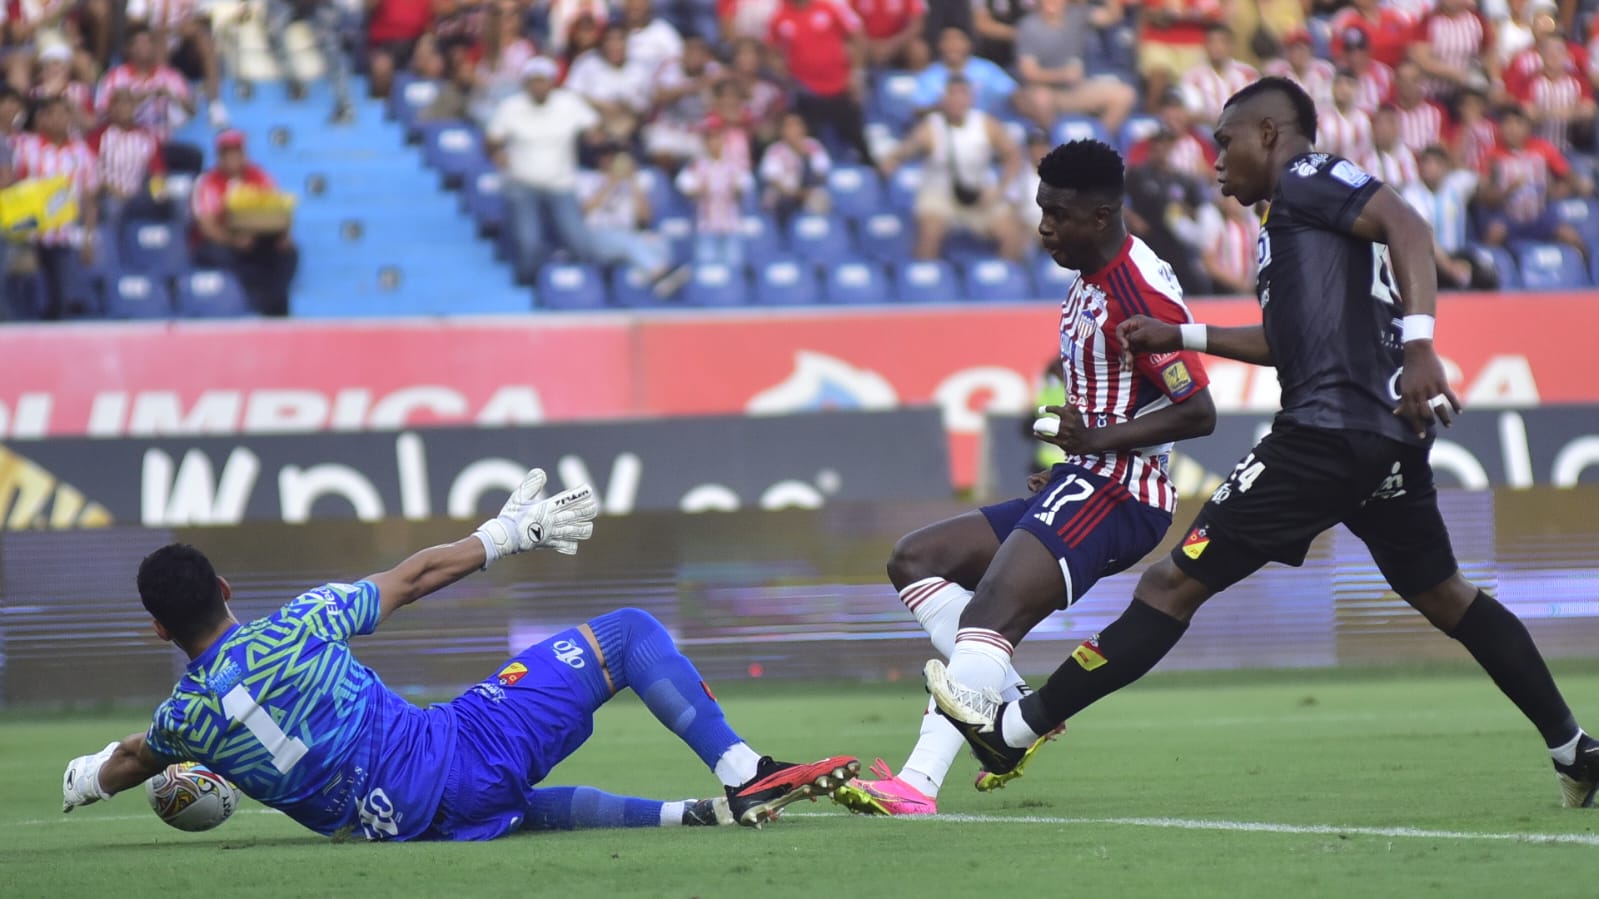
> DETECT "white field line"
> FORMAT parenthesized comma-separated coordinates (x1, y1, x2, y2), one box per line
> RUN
(790, 812, 1599, 847)
(7, 808, 285, 828)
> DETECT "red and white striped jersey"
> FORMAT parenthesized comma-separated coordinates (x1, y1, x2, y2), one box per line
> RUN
(675, 153, 752, 234)
(1393, 99, 1446, 155)
(11, 132, 98, 245)
(95, 64, 192, 141)
(1207, 213, 1259, 292)
(87, 123, 165, 197)
(1263, 57, 1336, 107)
(1056, 236, 1210, 514)
(1351, 60, 1393, 114)
(1515, 70, 1592, 152)
(1447, 115, 1497, 174)
(1362, 145, 1419, 189)
(1412, 10, 1491, 96)
(1491, 138, 1569, 222)
(1181, 60, 1259, 125)
(1506, 42, 1585, 98)
(1127, 130, 1216, 182)
(1317, 103, 1374, 162)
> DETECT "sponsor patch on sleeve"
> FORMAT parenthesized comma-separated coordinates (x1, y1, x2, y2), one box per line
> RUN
(1330, 159, 1372, 188)
(1181, 526, 1210, 560)
(1161, 360, 1196, 398)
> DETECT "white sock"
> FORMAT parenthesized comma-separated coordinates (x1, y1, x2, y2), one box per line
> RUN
(1001, 702, 1043, 749)
(902, 579, 1029, 701)
(899, 696, 963, 798)
(946, 628, 1014, 696)
(659, 800, 687, 826)
(1551, 729, 1586, 766)
(713, 742, 762, 787)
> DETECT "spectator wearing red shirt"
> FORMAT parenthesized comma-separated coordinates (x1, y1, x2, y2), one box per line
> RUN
(852, 0, 926, 67)
(88, 88, 168, 232)
(1505, 17, 1583, 99)
(768, 0, 876, 166)
(367, 0, 434, 98)
(1512, 34, 1596, 153)
(1330, 0, 1414, 70)
(1137, 0, 1224, 109)
(1478, 104, 1587, 255)
(1409, 0, 1496, 100)
(1389, 62, 1448, 156)
(96, 27, 195, 144)
(192, 131, 299, 316)
(12, 96, 99, 321)
(1335, 26, 1394, 114)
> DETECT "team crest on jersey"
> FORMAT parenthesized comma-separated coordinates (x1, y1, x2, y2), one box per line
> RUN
(1160, 360, 1196, 399)
(1182, 526, 1210, 560)
(497, 661, 529, 687)
(1072, 637, 1107, 671)
(1061, 283, 1107, 364)
(1290, 153, 1330, 177)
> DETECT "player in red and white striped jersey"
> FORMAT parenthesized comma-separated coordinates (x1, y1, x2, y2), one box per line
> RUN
(1179, 23, 1258, 126)
(96, 26, 195, 142)
(1390, 62, 1448, 156)
(1262, 30, 1336, 107)
(87, 88, 167, 227)
(835, 140, 1214, 817)
(1511, 35, 1596, 153)
(1363, 104, 1420, 188)
(1409, 0, 1496, 98)
(1317, 69, 1375, 161)
(1334, 26, 1394, 114)
(12, 96, 100, 319)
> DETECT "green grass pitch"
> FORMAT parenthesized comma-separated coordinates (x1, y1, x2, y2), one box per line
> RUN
(5, 664, 1599, 898)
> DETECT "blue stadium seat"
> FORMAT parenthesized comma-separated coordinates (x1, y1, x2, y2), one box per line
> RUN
(893, 260, 961, 303)
(942, 232, 995, 266)
(421, 121, 485, 188)
(464, 169, 505, 235)
(608, 265, 670, 308)
(1513, 242, 1587, 289)
(1119, 116, 1163, 154)
(886, 164, 924, 212)
(395, 78, 442, 141)
(964, 257, 1033, 301)
(175, 269, 253, 317)
(824, 259, 890, 304)
(1552, 197, 1599, 248)
(1470, 244, 1522, 289)
(683, 263, 749, 306)
(876, 71, 922, 130)
(754, 259, 820, 305)
(827, 165, 885, 221)
(740, 214, 787, 268)
(537, 263, 608, 309)
(119, 220, 189, 276)
(105, 273, 173, 319)
(858, 212, 913, 263)
(638, 166, 690, 221)
(1052, 114, 1112, 147)
(787, 213, 851, 263)
(1034, 254, 1079, 295)
(657, 215, 695, 263)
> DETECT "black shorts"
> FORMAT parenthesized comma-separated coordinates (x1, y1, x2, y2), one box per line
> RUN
(1171, 423, 1458, 598)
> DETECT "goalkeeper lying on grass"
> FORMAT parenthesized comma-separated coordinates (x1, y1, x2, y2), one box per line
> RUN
(61, 466, 859, 839)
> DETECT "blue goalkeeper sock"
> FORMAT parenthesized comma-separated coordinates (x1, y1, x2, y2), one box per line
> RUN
(587, 608, 761, 787)
(523, 787, 684, 830)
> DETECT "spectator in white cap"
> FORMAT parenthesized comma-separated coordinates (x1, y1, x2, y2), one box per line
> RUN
(31, 43, 95, 134)
(486, 56, 602, 283)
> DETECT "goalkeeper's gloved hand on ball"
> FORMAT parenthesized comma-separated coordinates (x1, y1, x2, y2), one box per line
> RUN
(62, 741, 118, 813)
(473, 468, 599, 567)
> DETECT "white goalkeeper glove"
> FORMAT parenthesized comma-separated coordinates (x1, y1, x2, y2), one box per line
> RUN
(62, 741, 119, 813)
(473, 468, 599, 567)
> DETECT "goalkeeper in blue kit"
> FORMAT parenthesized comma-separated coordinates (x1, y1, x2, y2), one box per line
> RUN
(61, 466, 859, 838)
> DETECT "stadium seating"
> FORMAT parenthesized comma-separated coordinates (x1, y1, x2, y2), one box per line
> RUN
(683, 263, 748, 306)
(463, 169, 505, 236)
(857, 212, 914, 264)
(609, 265, 667, 308)
(886, 165, 924, 213)
(1119, 116, 1163, 154)
(1052, 115, 1112, 147)
(1472, 244, 1522, 290)
(787, 213, 851, 263)
(175, 270, 254, 317)
(1513, 243, 1588, 290)
(827, 166, 886, 221)
(894, 260, 962, 303)
(537, 263, 608, 310)
(420, 121, 485, 190)
(106, 273, 175, 319)
(741, 214, 788, 268)
(754, 259, 820, 306)
(1034, 254, 1078, 295)
(657, 215, 695, 263)
(119, 220, 189, 277)
(964, 257, 1033, 301)
(875, 71, 921, 130)
(1553, 198, 1599, 250)
(824, 259, 890, 304)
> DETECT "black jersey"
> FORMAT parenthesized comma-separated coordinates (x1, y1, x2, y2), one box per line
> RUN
(1256, 152, 1427, 446)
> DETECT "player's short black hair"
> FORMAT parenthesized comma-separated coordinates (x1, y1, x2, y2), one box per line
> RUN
(1223, 76, 1318, 143)
(1038, 139, 1124, 203)
(138, 544, 229, 644)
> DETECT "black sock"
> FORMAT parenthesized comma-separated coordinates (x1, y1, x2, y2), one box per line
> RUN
(1450, 591, 1578, 748)
(1018, 599, 1189, 737)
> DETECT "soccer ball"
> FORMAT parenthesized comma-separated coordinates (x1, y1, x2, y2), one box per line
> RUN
(145, 762, 240, 832)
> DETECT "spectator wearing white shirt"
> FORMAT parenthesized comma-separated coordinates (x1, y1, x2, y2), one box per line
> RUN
(622, 0, 684, 81)
(676, 118, 754, 269)
(577, 144, 685, 292)
(1180, 24, 1259, 127)
(1362, 105, 1420, 189)
(1402, 145, 1490, 289)
(644, 34, 721, 168)
(565, 26, 654, 143)
(759, 111, 832, 226)
(486, 57, 601, 282)
(1317, 69, 1375, 162)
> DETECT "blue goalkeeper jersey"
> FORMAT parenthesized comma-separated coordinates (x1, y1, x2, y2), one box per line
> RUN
(144, 581, 457, 840)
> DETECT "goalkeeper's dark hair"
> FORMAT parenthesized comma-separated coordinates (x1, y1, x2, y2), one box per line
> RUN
(139, 543, 229, 644)
(1222, 75, 1319, 144)
(1038, 139, 1124, 203)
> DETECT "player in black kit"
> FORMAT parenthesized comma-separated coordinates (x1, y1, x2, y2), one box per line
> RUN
(927, 76, 1599, 808)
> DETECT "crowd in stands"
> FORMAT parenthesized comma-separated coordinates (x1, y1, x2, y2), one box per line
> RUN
(3, 0, 1599, 321)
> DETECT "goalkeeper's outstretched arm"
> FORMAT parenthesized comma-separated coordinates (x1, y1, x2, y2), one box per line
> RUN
(62, 732, 168, 812)
(367, 467, 599, 625)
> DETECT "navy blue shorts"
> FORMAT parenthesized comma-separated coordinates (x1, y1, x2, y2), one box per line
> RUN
(981, 463, 1173, 608)
(426, 625, 615, 841)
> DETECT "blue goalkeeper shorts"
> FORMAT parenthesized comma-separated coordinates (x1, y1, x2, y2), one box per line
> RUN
(980, 463, 1172, 608)
(423, 625, 615, 841)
